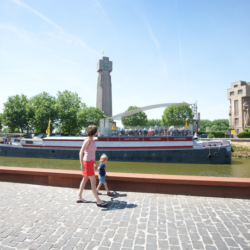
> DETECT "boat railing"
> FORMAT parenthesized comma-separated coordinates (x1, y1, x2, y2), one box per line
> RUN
(98, 125, 193, 138)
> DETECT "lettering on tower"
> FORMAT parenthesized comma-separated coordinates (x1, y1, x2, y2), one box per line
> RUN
(96, 57, 113, 117)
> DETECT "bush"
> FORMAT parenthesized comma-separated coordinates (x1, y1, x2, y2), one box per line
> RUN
(237, 132, 250, 138)
(208, 133, 215, 138)
(243, 126, 250, 133)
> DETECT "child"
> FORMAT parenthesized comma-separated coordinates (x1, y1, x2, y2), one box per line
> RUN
(97, 154, 113, 196)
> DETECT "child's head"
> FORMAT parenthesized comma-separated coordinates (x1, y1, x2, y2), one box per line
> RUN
(100, 153, 108, 164)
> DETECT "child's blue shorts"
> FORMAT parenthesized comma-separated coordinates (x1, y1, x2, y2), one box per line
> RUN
(99, 175, 106, 183)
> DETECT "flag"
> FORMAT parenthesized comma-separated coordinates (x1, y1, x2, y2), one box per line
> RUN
(103, 51, 105, 54)
(46, 119, 51, 135)
(185, 122, 188, 129)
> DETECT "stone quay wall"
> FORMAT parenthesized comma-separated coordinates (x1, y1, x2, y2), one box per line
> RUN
(1, 167, 250, 199)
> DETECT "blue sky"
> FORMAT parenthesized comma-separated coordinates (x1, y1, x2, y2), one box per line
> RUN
(1, 0, 250, 122)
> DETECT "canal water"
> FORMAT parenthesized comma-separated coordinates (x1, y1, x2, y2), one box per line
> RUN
(0, 156, 250, 178)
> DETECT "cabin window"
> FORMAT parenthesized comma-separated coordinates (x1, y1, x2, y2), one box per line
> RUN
(238, 89, 243, 94)
(14, 139, 20, 142)
(25, 141, 33, 144)
(234, 85, 238, 88)
(230, 91, 234, 96)
(234, 100, 239, 116)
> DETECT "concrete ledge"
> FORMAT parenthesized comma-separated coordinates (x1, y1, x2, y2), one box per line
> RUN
(1, 166, 250, 199)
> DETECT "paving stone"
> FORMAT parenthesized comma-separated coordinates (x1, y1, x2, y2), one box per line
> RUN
(192, 241, 204, 249)
(75, 243, 87, 250)
(182, 243, 193, 250)
(37, 243, 53, 250)
(28, 243, 41, 250)
(159, 240, 169, 249)
(133, 246, 144, 250)
(169, 237, 179, 245)
(61, 245, 74, 250)
(52, 239, 67, 248)
(224, 238, 238, 247)
(146, 243, 158, 250)
(104, 230, 115, 238)
(101, 238, 111, 247)
(179, 234, 190, 243)
(214, 240, 228, 250)
(47, 235, 59, 243)
(122, 239, 133, 248)
(147, 234, 157, 244)
(110, 242, 122, 250)
(17, 241, 33, 249)
(205, 246, 217, 250)
(81, 234, 93, 242)
(135, 237, 145, 245)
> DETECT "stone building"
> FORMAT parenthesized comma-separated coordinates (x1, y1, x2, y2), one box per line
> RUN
(96, 57, 113, 117)
(227, 81, 250, 132)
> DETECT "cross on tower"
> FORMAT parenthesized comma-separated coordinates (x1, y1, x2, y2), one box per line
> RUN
(97, 57, 112, 72)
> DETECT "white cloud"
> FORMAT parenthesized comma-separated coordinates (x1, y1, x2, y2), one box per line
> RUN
(10, 0, 100, 56)
(92, 0, 111, 26)
(175, 0, 187, 96)
(144, 20, 167, 73)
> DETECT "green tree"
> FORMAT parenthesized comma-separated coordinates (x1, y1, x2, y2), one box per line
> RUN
(200, 119, 212, 131)
(200, 119, 229, 131)
(28, 92, 58, 134)
(77, 106, 107, 129)
(56, 90, 82, 134)
(161, 104, 194, 126)
(121, 106, 148, 127)
(0, 113, 3, 131)
(210, 125, 219, 131)
(147, 119, 162, 127)
(243, 126, 250, 133)
(211, 119, 229, 131)
(1, 127, 9, 133)
(3, 94, 33, 133)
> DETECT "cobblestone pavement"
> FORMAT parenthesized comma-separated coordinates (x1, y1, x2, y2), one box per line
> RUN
(0, 182, 250, 250)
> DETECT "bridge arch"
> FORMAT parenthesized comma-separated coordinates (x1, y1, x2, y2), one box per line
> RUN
(110, 103, 192, 120)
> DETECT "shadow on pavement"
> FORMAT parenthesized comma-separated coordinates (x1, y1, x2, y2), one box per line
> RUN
(101, 191, 137, 211)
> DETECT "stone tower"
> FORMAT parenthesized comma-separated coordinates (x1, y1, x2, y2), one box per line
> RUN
(96, 57, 113, 117)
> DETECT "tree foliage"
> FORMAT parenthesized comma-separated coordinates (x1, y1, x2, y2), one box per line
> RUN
(77, 106, 107, 129)
(3, 94, 33, 133)
(29, 92, 57, 134)
(0, 113, 3, 131)
(147, 119, 162, 126)
(121, 106, 148, 127)
(1, 90, 113, 134)
(56, 90, 82, 135)
(161, 105, 194, 126)
(200, 119, 229, 131)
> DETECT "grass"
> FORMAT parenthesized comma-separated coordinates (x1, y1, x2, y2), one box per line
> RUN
(232, 146, 250, 151)
(232, 145, 250, 158)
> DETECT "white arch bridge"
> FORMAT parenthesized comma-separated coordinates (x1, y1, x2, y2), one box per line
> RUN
(109, 102, 197, 120)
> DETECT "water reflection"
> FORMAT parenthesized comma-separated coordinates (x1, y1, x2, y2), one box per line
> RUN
(0, 156, 250, 178)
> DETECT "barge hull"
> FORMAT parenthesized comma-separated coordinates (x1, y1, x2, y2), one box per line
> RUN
(0, 146, 231, 164)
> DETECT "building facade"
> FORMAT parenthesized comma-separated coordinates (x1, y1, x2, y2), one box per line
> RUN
(227, 81, 250, 132)
(96, 57, 113, 117)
